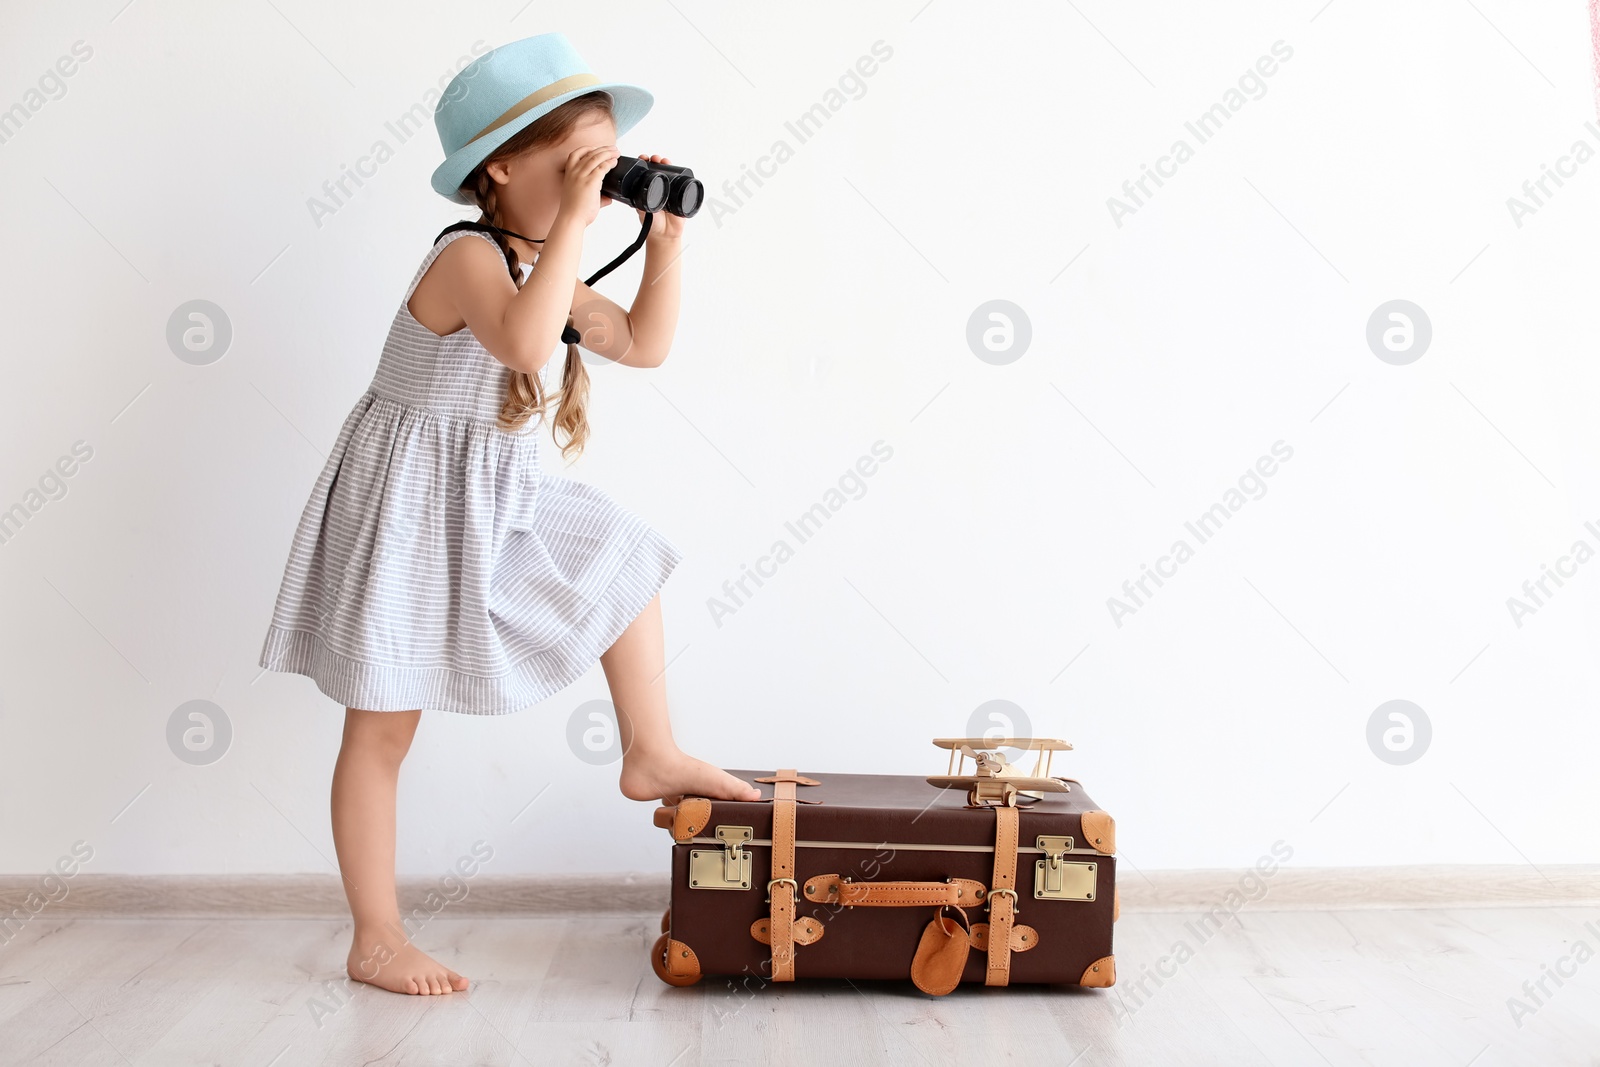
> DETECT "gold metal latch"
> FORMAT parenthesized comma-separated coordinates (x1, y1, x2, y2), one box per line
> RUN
(1034, 834, 1096, 901)
(688, 825, 753, 890)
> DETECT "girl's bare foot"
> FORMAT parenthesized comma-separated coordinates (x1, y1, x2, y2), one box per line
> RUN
(620, 746, 762, 803)
(347, 932, 469, 995)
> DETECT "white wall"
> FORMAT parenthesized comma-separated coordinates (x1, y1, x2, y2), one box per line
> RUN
(2, 0, 1596, 879)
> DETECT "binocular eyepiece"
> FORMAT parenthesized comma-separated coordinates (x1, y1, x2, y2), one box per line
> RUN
(601, 155, 703, 218)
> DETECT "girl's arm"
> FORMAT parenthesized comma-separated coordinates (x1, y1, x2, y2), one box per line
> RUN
(568, 153, 686, 368)
(569, 228, 680, 368)
(441, 144, 620, 376)
(618, 230, 682, 368)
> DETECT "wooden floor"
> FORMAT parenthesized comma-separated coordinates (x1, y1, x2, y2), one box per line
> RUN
(2, 908, 1597, 1065)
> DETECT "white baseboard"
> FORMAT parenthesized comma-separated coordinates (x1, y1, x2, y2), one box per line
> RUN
(1, 866, 1595, 919)
(1115, 864, 1600, 911)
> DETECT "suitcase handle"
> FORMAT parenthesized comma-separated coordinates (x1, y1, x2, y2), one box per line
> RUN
(802, 873, 988, 908)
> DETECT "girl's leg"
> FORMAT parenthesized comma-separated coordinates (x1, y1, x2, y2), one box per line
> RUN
(603, 591, 763, 803)
(332, 707, 468, 995)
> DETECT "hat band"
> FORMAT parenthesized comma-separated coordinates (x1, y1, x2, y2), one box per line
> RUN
(467, 72, 603, 145)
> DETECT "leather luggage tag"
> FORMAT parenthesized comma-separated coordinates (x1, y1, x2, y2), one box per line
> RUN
(910, 906, 971, 996)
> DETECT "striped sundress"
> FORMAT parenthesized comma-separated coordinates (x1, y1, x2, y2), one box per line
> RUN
(257, 227, 683, 715)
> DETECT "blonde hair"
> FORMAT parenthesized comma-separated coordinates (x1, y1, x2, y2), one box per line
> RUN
(460, 91, 615, 461)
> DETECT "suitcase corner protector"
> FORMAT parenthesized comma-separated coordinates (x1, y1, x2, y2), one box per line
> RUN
(1081, 810, 1116, 854)
(1080, 954, 1116, 987)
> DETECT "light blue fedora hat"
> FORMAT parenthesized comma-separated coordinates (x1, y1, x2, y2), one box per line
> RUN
(431, 32, 653, 205)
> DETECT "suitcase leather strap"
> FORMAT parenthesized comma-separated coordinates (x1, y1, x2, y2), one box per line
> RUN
(804, 874, 987, 908)
(756, 768, 817, 981)
(985, 804, 1021, 986)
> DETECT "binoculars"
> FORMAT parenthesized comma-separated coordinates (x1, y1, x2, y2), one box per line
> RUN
(601, 155, 703, 218)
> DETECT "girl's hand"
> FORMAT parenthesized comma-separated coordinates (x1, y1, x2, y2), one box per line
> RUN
(636, 154, 686, 241)
(557, 144, 622, 229)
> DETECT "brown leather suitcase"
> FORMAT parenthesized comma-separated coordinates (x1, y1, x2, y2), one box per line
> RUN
(648, 739, 1117, 994)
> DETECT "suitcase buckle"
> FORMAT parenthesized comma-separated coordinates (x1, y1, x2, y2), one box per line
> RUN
(986, 887, 1020, 916)
(765, 877, 798, 903)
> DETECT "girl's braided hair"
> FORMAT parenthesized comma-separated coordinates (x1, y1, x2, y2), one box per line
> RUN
(460, 91, 615, 461)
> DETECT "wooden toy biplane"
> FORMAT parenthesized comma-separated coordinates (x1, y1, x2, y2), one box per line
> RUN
(926, 736, 1075, 807)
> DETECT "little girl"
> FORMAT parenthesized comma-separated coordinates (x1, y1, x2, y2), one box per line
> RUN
(257, 33, 760, 997)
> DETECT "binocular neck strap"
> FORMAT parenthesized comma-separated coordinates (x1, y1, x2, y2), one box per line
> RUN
(465, 211, 654, 287)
